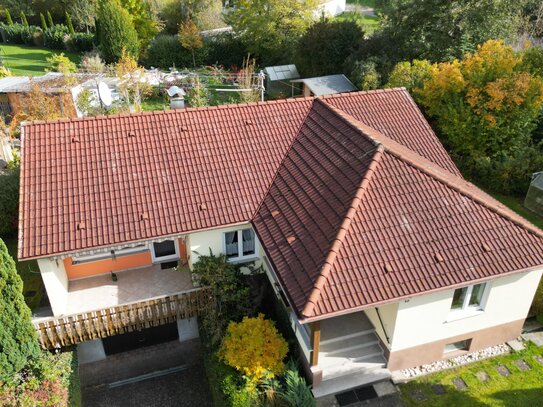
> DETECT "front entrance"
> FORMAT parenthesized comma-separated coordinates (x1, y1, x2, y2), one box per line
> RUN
(103, 322, 179, 355)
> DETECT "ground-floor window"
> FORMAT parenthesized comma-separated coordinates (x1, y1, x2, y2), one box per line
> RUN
(151, 239, 179, 263)
(444, 338, 471, 353)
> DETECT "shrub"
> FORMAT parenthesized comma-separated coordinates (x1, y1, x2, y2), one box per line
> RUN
(44, 24, 68, 49)
(143, 34, 206, 69)
(65, 12, 75, 35)
(191, 252, 251, 344)
(79, 53, 106, 73)
(350, 60, 381, 90)
(47, 11, 54, 28)
(5, 9, 13, 26)
(0, 238, 41, 381)
(386, 59, 434, 96)
(222, 375, 260, 407)
(279, 361, 315, 407)
(20, 12, 28, 26)
(0, 66, 12, 78)
(40, 13, 47, 30)
(97, 0, 140, 63)
(204, 32, 247, 68)
(66, 32, 95, 53)
(0, 169, 19, 236)
(47, 53, 77, 73)
(219, 314, 288, 383)
(1, 23, 30, 44)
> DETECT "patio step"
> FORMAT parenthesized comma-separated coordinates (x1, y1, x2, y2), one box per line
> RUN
(320, 332, 378, 355)
(313, 367, 391, 398)
(319, 343, 384, 370)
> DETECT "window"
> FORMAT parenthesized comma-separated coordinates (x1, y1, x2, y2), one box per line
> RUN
(450, 283, 488, 315)
(224, 229, 257, 261)
(151, 239, 179, 263)
(444, 339, 471, 353)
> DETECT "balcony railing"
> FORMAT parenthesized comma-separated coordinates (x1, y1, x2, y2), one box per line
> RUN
(33, 287, 212, 349)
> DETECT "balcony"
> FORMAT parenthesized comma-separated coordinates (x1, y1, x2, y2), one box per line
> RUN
(65, 265, 194, 315)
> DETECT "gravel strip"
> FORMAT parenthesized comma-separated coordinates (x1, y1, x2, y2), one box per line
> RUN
(401, 344, 510, 378)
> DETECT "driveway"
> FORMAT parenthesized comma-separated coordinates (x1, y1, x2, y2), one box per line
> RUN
(80, 339, 213, 407)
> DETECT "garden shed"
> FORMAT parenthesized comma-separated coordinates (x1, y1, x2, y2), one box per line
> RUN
(525, 171, 543, 216)
(263, 64, 300, 98)
(290, 74, 356, 97)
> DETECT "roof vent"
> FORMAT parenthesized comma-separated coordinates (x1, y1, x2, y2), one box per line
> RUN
(271, 210, 280, 217)
(287, 236, 296, 244)
(245, 119, 253, 125)
(481, 243, 491, 252)
(384, 263, 394, 273)
(71, 136, 80, 143)
(128, 131, 136, 137)
(180, 126, 188, 132)
(434, 252, 444, 263)
(198, 203, 207, 211)
(76, 222, 86, 231)
(140, 212, 149, 220)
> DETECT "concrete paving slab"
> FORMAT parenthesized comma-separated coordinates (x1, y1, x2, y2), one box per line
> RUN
(514, 359, 531, 371)
(507, 339, 525, 351)
(496, 366, 511, 377)
(452, 378, 467, 390)
(521, 332, 543, 347)
(374, 381, 397, 397)
(476, 371, 490, 382)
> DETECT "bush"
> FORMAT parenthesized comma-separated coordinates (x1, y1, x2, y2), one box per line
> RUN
(204, 33, 247, 68)
(0, 23, 40, 45)
(350, 60, 381, 90)
(279, 361, 315, 407)
(0, 168, 19, 236)
(219, 314, 288, 383)
(143, 34, 206, 69)
(66, 32, 95, 53)
(44, 24, 68, 49)
(47, 53, 77, 73)
(79, 53, 106, 73)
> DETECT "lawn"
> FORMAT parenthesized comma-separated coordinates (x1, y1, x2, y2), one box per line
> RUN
(0, 44, 81, 76)
(334, 11, 380, 33)
(3, 234, 43, 310)
(400, 342, 543, 406)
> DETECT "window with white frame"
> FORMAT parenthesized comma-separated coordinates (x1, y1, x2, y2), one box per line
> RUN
(224, 229, 257, 261)
(151, 239, 180, 263)
(450, 283, 488, 315)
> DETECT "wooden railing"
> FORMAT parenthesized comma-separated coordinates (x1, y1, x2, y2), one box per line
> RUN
(33, 287, 213, 349)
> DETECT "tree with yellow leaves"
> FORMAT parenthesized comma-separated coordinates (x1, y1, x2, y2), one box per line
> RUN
(219, 314, 288, 384)
(417, 40, 543, 159)
(178, 19, 203, 68)
(115, 50, 151, 112)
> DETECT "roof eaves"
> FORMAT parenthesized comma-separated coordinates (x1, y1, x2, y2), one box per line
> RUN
(301, 143, 385, 318)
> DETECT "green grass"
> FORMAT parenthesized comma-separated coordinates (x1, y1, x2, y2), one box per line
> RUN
(400, 343, 543, 406)
(334, 11, 380, 33)
(485, 191, 543, 231)
(0, 44, 81, 76)
(3, 234, 43, 310)
(347, 0, 377, 7)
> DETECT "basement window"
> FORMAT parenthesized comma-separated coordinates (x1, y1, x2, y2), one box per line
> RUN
(224, 229, 258, 261)
(444, 339, 471, 353)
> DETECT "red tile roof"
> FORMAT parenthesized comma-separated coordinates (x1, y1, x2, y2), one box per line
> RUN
(253, 99, 543, 321)
(20, 87, 543, 320)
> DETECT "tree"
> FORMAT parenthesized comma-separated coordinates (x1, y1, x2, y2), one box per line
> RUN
(418, 40, 543, 159)
(46, 10, 54, 27)
(65, 12, 75, 35)
(225, 0, 318, 62)
(39, 12, 47, 30)
(219, 314, 288, 383)
(386, 59, 434, 95)
(0, 238, 40, 381)
(115, 50, 150, 112)
(191, 251, 250, 344)
(120, 0, 161, 51)
(178, 19, 202, 68)
(295, 19, 364, 77)
(4, 9, 13, 25)
(350, 60, 381, 90)
(20, 11, 28, 26)
(378, 0, 523, 63)
(97, 0, 140, 63)
(66, 0, 97, 32)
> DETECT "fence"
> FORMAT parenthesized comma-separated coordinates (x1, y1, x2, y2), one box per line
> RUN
(33, 287, 213, 349)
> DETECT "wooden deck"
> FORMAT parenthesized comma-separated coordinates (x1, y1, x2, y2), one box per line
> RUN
(33, 287, 212, 349)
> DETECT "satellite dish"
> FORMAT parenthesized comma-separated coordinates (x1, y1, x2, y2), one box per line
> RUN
(97, 81, 113, 107)
(167, 85, 185, 97)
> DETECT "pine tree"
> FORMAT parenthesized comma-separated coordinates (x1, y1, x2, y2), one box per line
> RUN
(65, 12, 75, 34)
(0, 239, 40, 381)
(97, 0, 140, 63)
(47, 11, 54, 28)
(20, 11, 28, 26)
(5, 10, 13, 26)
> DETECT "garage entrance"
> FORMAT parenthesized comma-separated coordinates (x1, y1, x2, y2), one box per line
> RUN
(103, 322, 179, 355)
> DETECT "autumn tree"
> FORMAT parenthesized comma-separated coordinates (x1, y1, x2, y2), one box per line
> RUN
(219, 314, 288, 383)
(121, 0, 161, 51)
(225, 0, 318, 62)
(115, 50, 151, 112)
(97, 0, 140, 63)
(178, 19, 202, 68)
(0, 239, 41, 381)
(386, 59, 434, 95)
(418, 40, 543, 159)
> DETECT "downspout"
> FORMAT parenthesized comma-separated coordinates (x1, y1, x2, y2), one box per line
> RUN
(375, 307, 391, 345)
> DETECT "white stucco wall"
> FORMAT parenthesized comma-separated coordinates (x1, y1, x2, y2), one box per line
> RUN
(37, 258, 69, 316)
(389, 269, 543, 351)
(188, 223, 263, 269)
(365, 302, 399, 347)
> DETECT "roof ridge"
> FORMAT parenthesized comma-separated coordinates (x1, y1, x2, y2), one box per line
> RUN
(321, 87, 407, 100)
(323, 101, 543, 241)
(301, 143, 385, 318)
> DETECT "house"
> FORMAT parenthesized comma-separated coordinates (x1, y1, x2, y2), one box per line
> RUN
(18, 88, 543, 396)
(291, 74, 357, 97)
